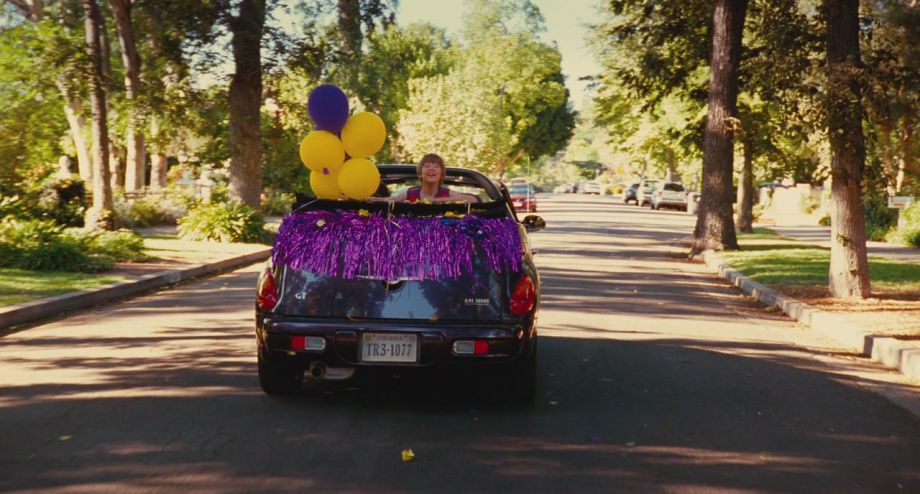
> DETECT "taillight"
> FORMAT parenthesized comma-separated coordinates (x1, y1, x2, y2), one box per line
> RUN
(257, 268, 278, 310)
(509, 274, 535, 316)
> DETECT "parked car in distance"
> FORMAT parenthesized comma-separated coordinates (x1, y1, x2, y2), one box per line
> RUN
(579, 181, 602, 195)
(636, 179, 659, 207)
(256, 165, 542, 401)
(509, 183, 537, 212)
(622, 183, 639, 204)
(650, 181, 688, 211)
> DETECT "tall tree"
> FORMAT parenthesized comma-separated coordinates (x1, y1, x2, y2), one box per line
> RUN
(693, 0, 747, 253)
(5, 0, 95, 181)
(110, 0, 145, 192)
(330, 0, 396, 94)
(82, 0, 113, 229)
(824, 0, 870, 298)
(336, 0, 361, 91)
(399, 0, 573, 175)
(227, 0, 265, 208)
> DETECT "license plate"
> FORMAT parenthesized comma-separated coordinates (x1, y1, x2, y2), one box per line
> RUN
(361, 333, 418, 363)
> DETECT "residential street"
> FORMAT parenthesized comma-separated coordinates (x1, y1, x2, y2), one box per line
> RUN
(2, 194, 919, 493)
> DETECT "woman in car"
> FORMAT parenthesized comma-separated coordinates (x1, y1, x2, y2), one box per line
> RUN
(385, 154, 477, 203)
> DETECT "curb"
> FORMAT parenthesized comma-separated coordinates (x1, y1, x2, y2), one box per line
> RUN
(701, 250, 920, 382)
(0, 248, 271, 332)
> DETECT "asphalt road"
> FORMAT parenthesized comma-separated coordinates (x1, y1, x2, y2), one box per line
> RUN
(2, 194, 919, 493)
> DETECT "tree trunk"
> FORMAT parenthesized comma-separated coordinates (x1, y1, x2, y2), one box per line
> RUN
(56, 78, 94, 180)
(109, 140, 123, 189)
(147, 115, 168, 190)
(97, 7, 124, 190)
(17, 2, 93, 182)
(111, 0, 146, 192)
(83, 0, 113, 230)
(897, 111, 914, 192)
(735, 135, 754, 233)
(666, 147, 677, 182)
(150, 152, 168, 191)
(692, 0, 747, 253)
(337, 0, 362, 90)
(825, 0, 870, 298)
(227, 0, 265, 208)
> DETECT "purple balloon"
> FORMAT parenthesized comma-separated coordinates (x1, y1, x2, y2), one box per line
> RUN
(308, 84, 349, 133)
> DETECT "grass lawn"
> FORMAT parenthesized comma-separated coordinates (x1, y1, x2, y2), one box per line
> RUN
(0, 268, 125, 306)
(0, 232, 268, 308)
(720, 228, 920, 294)
(717, 228, 920, 336)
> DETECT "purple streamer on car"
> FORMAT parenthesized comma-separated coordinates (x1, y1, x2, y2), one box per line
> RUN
(272, 210, 523, 280)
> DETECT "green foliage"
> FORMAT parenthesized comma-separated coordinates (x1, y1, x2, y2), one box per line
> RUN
(0, 218, 146, 272)
(863, 192, 898, 241)
(399, 72, 512, 172)
(261, 188, 295, 216)
(0, 19, 73, 197)
(177, 201, 268, 243)
(113, 193, 187, 228)
(892, 201, 920, 248)
(261, 119, 310, 196)
(29, 176, 87, 227)
(355, 23, 457, 162)
(798, 194, 821, 214)
(398, 0, 574, 174)
(67, 229, 148, 263)
(0, 195, 28, 219)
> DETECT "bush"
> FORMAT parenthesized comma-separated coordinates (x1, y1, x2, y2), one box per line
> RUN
(33, 177, 87, 226)
(799, 193, 821, 214)
(113, 193, 190, 228)
(64, 228, 148, 262)
(177, 201, 268, 243)
(261, 188, 295, 216)
(893, 201, 920, 248)
(0, 195, 27, 219)
(752, 203, 765, 222)
(0, 218, 130, 272)
(864, 193, 898, 241)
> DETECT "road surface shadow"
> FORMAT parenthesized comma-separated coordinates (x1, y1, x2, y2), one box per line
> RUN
(2, 334, 919, 493)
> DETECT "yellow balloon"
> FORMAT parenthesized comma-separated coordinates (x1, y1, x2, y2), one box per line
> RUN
(300, 131, 345, 173)
(337, 158, 381, 200)
(310, 169, 341, 199)
(341, 112, 386, 159)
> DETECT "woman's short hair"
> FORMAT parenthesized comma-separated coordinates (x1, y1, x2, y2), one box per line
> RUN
(416, 153, 446, 182)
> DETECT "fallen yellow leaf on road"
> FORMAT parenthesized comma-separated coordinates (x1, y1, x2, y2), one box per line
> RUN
(401, 448, 415, 462)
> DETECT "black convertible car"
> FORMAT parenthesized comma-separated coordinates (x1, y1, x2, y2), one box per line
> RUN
(255, 165, 544, 401)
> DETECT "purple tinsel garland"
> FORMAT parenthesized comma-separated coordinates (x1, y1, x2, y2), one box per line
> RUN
(272, 210, 523, 280)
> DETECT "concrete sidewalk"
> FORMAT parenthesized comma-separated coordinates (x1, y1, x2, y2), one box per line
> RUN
(701, 245, 920, 383)
(772, 225, 920, 263)
(0, 247, 271, 333)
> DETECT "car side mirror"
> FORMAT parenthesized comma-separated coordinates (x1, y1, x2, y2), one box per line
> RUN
(522, 215, 545, 233)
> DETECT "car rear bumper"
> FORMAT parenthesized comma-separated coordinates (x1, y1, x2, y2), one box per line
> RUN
(256, 317, 536, 370)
